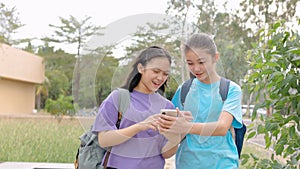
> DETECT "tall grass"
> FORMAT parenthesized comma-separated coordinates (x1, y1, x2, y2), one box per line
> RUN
(0, 117, 85, 163)
(0, 116, 275, 167)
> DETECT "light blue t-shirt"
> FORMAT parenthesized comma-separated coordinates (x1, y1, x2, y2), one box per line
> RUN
(172, 78, 243, 169)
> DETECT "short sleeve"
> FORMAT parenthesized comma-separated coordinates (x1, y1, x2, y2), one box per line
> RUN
(171, 84, 183, 110)
(92, 90, 120, 133)
(223, 82, 243, 128)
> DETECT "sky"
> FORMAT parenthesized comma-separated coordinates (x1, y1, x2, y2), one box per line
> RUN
(2, 0, 299, 54)
(2, 0, 169, 53)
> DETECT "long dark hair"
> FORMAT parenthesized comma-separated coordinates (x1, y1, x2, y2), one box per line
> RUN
(122, 46, 172, 94)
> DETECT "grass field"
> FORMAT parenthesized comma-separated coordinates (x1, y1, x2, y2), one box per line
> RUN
(0, 117, 85, 163)
(0, 116, 275, 167)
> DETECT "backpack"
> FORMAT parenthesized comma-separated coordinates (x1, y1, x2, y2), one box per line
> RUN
(74, 88, 130, 169)
(180, 77, 246, 158)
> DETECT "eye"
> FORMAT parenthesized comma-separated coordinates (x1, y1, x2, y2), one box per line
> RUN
(187, 62, 193, 66)
(163, 72, 170, 76)
(152, 69, 160, 74)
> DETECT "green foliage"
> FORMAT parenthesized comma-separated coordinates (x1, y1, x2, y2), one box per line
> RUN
(46, 70, 70, 100)
(43, 15, 104, 104)
(243, 20, 300, 168)
(43, 15, 103, 56)
(239, 0, 298, 33)
(95, 54, 119, 105)
(35, 43, 76, 109)
(0, 2, 24, 45)
(45, 95, 76, 118)
(167, 0, 250, 85)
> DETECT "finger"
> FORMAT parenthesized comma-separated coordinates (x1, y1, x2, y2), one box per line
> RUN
(159, 115, 175, 125)
(157, 119, 171, 129)
(182, 111, 193, 121)
(160, 114, 176, 121)
(149, 121, 158, 131)
(174, 107, 181, 117)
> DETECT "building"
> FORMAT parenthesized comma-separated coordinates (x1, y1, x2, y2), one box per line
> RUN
(0, 43, 45, 114)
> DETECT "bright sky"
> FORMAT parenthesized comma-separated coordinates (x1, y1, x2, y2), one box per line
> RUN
(2, 0, 169, 52)
(2, 0, 299, 54)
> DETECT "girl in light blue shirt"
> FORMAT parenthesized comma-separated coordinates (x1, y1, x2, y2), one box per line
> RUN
(158, 33, 243, 169)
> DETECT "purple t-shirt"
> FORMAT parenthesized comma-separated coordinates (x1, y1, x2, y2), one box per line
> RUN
(92, 89, 174, 169)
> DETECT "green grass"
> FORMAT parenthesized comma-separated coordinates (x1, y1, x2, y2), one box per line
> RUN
(0, 116, 278, 167)
(0, 117, 84, 163)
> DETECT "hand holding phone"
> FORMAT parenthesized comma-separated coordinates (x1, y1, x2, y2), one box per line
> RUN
(160, 109, 178, 117)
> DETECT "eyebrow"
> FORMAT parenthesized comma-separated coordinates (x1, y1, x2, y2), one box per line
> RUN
(186, 58, 206, 62)
(147, 67, 170, 73)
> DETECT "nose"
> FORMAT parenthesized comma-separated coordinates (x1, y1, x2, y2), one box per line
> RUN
(157, 72, 164, 80)
(193, 64, 202, 72)
(157, 72, 167, 81)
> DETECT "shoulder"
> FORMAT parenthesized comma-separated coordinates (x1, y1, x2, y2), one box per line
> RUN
(155, 93, 174, 108)
(229, 80, 242, 93)
(226, 80, 242, 99)
(102, 89, 123, 104)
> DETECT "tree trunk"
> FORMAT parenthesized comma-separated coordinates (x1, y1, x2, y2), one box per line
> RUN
(73, 59, 81, 104)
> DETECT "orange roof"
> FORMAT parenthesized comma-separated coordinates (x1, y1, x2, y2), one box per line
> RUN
(0, 43, 45, 84)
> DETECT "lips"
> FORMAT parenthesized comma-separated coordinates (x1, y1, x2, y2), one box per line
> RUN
(152, 81, 161, 88)
(195, 72, 203, 77)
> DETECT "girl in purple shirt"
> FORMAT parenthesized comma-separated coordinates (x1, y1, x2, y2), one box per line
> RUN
(92, 46, 178, 169)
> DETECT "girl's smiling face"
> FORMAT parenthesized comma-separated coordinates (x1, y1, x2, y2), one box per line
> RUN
(185, 49, 219, 84)
(135, 57, 171, 94)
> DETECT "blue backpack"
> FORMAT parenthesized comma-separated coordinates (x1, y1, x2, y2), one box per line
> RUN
(180, 77, 246, 158)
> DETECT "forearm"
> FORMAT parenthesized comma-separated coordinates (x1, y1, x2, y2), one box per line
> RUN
(98, 124, 142, 147)
(161, 141, 178, 159)
(190, 121, 229, 136)
(189, 111, 233, 136)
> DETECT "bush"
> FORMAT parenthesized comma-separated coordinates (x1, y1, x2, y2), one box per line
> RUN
(243, 20, 300, 168)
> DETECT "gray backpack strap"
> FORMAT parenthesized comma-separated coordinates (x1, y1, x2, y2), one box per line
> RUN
(116, 88, 130, 128)
(117, 88, 130, 114)
(180, 78, 194, 106)
(219, 77, 230, 102)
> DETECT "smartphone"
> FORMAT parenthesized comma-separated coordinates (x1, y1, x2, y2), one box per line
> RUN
(160, 109, 178, 117)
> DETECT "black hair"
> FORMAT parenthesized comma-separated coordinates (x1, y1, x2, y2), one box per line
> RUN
(122, 46, 172, 94)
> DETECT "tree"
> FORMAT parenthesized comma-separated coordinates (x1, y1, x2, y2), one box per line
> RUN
(35, 76, 50, 111)
(238, 0, 299, 34)
(95, 54, 119, 106)
(242, 20, 300, 168)
(43, 15, 103, 104)
(37, 43, 76, 109)
(45, 94, 75, 121)
(166, 0, 249, 84)
(75, 46, 118, 108)
(166, 0, 193, 82)
(0, 2, 24, 45)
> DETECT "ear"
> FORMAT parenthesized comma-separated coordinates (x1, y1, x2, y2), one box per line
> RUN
(213, 52, 220, 63)
(137, 63, 144, 74)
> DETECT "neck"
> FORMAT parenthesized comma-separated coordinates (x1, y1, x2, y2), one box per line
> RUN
(198, 73, 220, 84)
(134, 85, 154, 94)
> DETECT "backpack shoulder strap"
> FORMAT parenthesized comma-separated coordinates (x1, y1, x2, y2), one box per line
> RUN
(180, 78, 194, 106)
(117, 88, 130, 114)
(101, 88, 130, 168)
(219, 77, 230, 102)
(116, 88, 130, 128)
(180, 77, 229, 105)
